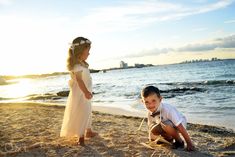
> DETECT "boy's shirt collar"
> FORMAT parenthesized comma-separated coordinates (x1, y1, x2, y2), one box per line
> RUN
(150, 110, 160, 117)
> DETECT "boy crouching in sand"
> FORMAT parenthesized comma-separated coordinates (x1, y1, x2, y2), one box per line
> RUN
(141, 86, 194, 151)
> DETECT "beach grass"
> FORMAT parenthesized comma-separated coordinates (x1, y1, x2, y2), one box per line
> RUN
(0, 102, 234, 157)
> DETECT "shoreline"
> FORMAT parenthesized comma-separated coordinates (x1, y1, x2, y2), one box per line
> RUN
(1, 101, 234, 131)
(0, 102, 235, 156)
(0, 101, 234, 132)
(93, 105, 146, 118)
(93, 104, 235, 132)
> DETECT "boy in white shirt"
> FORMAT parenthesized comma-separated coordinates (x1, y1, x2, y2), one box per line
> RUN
(141, 85, 194, 151)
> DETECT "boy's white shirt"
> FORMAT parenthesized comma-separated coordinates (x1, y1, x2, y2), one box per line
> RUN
(147, 102, 187, 140)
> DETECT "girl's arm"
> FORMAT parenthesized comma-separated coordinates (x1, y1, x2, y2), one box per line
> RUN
(177, 123, 195, 151)
(74, 71, 92, 99)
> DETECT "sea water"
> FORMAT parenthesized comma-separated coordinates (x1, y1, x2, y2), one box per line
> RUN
(0, 59, 234, 130)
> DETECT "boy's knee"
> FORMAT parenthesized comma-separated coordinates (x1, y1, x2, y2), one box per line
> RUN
(161, 120, 177, 132)
(150, 123, 165, 135)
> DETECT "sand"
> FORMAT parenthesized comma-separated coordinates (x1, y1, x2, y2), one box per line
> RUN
(0, 102, 234, 157)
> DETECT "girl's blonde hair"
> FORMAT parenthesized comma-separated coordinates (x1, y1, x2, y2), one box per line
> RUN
(67, 37, 91, 71)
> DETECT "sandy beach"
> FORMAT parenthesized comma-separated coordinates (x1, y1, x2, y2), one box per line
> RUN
(0, 102, 234, 157)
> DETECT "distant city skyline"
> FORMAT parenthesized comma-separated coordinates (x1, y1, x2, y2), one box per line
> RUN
(118, 57, 231, 68)
(0, 0, 235, 75)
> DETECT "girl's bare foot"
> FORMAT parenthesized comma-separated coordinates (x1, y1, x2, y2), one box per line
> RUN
(78, 136, 85, 146)
(85, 131, 98, 138)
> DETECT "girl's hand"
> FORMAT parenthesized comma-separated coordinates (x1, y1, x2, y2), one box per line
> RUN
(85, 91, 93, 99)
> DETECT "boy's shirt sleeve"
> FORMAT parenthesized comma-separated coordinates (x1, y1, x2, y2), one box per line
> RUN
(166, 106, 182, 127)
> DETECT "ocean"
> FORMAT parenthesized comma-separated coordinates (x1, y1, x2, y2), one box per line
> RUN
(0, 59, 235, 131)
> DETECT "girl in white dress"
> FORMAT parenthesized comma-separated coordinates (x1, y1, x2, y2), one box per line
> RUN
(60, 37, 97, 145)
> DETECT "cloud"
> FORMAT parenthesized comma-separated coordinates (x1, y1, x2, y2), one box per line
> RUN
(78, 1, 182, 32)
(192, 27, 208, 32)
(224, 19, 235, 23)
(78, 0, 234, 33)
(0, 0, 12, 5)
(193, 0, 233, 13)
(121, 34, 235, 59)
(178, 34, 235, 52)
(123, 48, 173, 58)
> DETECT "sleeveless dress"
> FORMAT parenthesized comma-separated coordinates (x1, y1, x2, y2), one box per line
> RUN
(60, 64, 92, 137)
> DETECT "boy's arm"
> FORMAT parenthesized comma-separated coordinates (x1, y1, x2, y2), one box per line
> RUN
(176, 123, 194, 151)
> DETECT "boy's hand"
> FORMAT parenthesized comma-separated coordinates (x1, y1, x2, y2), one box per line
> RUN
(177, 124, 195, 151)
(186, 142, 195, 151)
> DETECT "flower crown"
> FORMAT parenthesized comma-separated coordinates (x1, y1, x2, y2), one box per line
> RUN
(69, 39, 91, 54)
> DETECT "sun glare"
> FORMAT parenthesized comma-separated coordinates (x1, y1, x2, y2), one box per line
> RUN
(3, 79, 33, 99)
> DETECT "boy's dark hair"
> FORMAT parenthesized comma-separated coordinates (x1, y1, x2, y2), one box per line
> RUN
(141, 86, 161, 98)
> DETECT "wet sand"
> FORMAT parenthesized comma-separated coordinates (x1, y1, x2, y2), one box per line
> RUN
(0, 102, 234, 157)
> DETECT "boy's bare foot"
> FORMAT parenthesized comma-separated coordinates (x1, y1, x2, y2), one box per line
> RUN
(172, 140, 184, 149)
(78, 137, 85, 146)
(85, 131, 98, 138)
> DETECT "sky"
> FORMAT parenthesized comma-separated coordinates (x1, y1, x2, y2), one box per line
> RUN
(0, 0, 235, 75)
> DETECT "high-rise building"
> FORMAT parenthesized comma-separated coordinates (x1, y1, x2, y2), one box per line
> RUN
(120, 61, 128, 68)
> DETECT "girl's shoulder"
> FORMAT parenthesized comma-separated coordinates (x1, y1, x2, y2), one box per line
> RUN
(73, 64, 86, 72)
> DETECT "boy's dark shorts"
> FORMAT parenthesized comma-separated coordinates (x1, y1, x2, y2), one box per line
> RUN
(150, 120, 176, 135)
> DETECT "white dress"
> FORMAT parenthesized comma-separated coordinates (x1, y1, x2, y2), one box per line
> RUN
(60, 64, 92, 137)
